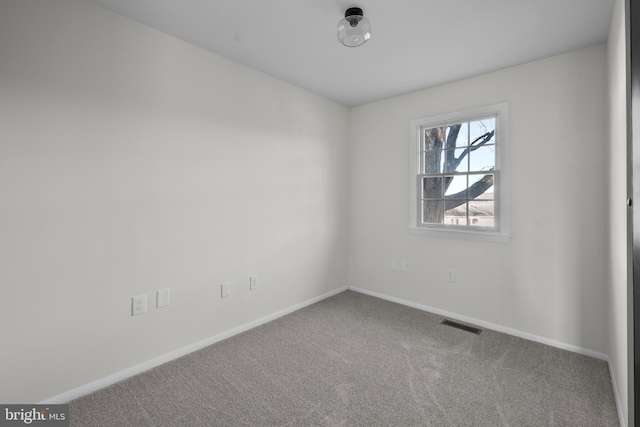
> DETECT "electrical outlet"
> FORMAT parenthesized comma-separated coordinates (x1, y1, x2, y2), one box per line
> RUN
(446, 269, 456, 283)
(400, 260, 407, 273)
(249, 275, 259, 291)
(221, 282, 231, 298)
(132, 295, 147, 316)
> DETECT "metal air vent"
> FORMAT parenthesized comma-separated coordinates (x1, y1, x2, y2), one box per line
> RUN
(441, 319, 483, 335)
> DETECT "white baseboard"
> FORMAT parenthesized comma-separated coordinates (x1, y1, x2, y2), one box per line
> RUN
(606, 355, 627, 427)
(41, 284, 627, 426)
(39, 286, 348, 404)
(348, 286, 629, 425)
(348, 286, 608, 360)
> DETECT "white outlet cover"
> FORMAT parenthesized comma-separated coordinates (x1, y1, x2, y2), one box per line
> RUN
(157, 289, 170, 308)
(249, 275, 258, 290)
(132, 295, 147, 316)
(400, 261, 407, 272)
(447, 269, 456, 282)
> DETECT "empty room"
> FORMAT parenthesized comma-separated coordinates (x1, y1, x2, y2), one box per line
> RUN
(0, 0, 632, 426)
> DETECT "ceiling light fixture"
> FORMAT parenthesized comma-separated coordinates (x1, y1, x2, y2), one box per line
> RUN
(337, 7, 371, 48)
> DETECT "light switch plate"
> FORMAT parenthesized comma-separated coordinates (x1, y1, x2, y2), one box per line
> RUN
(157, 288, 170, 308)
(221, 282, 230, 298)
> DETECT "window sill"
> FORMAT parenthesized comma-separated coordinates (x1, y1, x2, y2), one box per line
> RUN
(408, 226, 510, 244)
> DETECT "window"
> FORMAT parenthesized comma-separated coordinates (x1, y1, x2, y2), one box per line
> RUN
(409, 103, 509, 243)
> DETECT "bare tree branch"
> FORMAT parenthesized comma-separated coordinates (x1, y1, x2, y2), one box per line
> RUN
(461, 130, 495, 158)
(444, 124, 461, 173)
(448, 130, 495, 173)
(446, 125, 461, 149)
(443, 173, 494, 211)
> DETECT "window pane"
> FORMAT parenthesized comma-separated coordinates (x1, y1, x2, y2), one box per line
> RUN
(469, 199, 494, 227)
(423, 127, 446, 152)
(446, 122, 468, 148)
(442, 148, 468, 173)
(423, 150, 443, 174)
(469, 173, 494, 228)
(469, 145, 495, 172)
(444, 175, 467, 197)
(422, 200, 444, 224)
(468, 173, 494, 197)
(445, 202, 467, 226)
(422, 177, 443, 199)
(469, 118, 495, 144)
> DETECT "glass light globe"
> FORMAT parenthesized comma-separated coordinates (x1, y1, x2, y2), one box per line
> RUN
(337, 8, 371, 47)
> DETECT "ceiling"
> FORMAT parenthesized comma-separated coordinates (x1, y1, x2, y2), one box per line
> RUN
(85, 0, 615, 107)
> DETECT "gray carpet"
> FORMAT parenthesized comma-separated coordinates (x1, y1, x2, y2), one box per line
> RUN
(70, 291, 619, 426)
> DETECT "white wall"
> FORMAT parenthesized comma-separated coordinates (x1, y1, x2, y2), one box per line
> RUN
(0, 0, 349, 403)
(607, 0, 631, 424)
(349, 45, 608, 354)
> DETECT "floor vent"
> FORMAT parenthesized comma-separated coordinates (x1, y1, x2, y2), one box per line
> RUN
(440, 319, 483, 335)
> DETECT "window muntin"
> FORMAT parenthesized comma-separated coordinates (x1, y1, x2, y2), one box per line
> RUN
(409, 103, 509, 242)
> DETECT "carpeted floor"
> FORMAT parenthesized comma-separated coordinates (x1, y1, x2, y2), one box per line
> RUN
(70, 291, 619, 426)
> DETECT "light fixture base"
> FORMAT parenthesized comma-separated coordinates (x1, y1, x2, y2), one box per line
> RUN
(345, 7, 363, 18)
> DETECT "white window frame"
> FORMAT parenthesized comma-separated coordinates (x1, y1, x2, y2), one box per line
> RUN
(409, 103, 509, 243)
